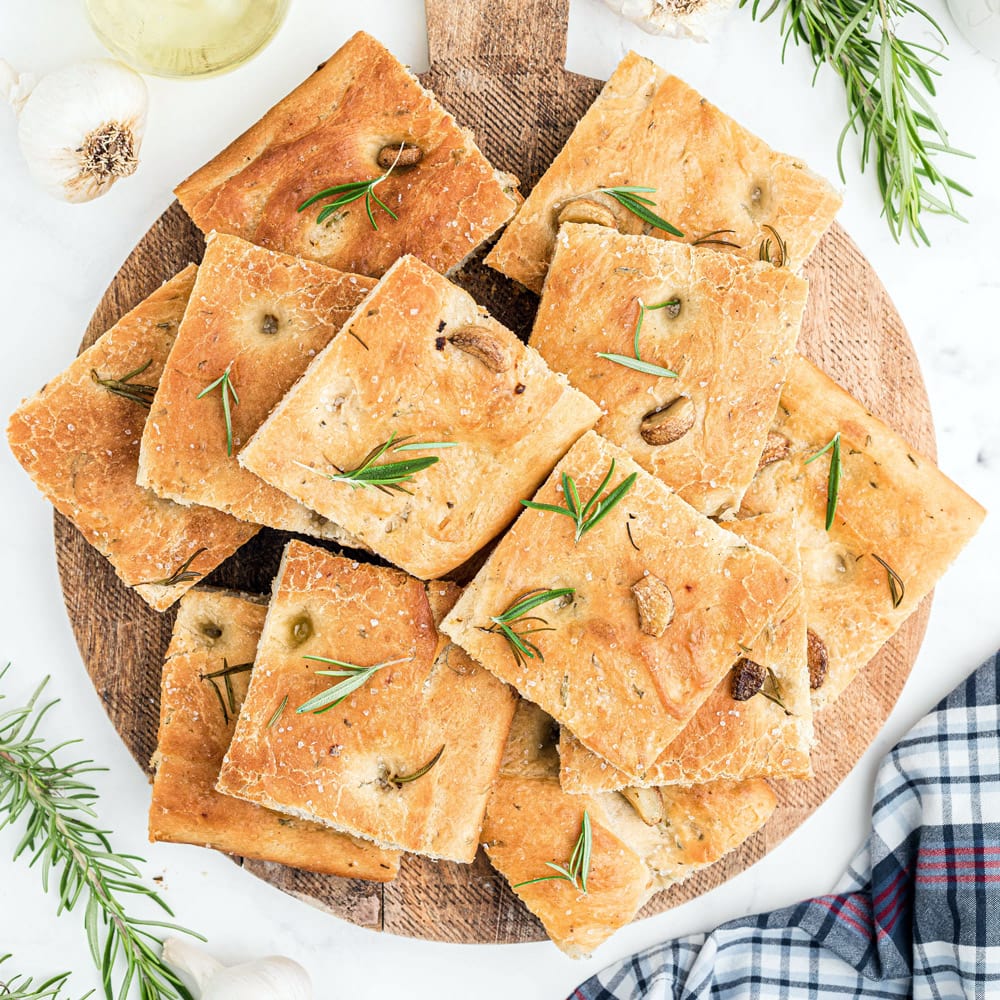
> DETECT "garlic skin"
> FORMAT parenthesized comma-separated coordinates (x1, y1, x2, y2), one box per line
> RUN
(1, 58, 147, 203)
(162, 937, 313, 1000)
(602, 0, 735, 41)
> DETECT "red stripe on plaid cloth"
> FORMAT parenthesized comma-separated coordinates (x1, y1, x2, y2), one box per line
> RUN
(920, 847, 1000, 855)
(917, 875, 1000, 883)
(919, 860, 1000, 869)
(815, 896, 869, 936)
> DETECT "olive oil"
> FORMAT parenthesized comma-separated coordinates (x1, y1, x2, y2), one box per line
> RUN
(85, 0, 290, 78)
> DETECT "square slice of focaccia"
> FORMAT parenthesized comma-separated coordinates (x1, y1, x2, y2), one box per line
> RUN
(216, 540, 518, 863)
(175, 31, 520, 279)
(441, 431, 797, 777)
(559, 511, 814, 792)
(482, 701, 776, 957)
(6, 267, 258, 612)
(149, 588, 400, 881)
(138, 233, 374, 546)
(238, 255, 601, 580)
(530, 225, 809, 516)
(739, 355, 985, 709)
(486, 52, 841, 294)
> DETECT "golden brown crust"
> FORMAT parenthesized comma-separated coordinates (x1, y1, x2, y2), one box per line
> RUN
(239, 255, 601, 579)
(6, 268, 258, 612)
(149, 588, 399, 880)
(559, 512, 814, 791)
(137, 233, 374, 546)
(483, 702, 777, 956)
(486, 52, 841, 293)
(740, 355, 986, 709)
(217, 541, 518, 862)
(530, 225, 809, 516)
(441, 431, 796, 777)
(175, 32, 519, 278)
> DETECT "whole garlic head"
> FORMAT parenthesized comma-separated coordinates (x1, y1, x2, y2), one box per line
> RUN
(1, 57, 147, 202)
(162, 937, 313, 1000)
(602, 0, 735, 41)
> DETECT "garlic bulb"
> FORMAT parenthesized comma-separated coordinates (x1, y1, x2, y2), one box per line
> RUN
(602, 0, 735, 41)
(162, 937, 313, 1000)
(1, 57, 147, 202)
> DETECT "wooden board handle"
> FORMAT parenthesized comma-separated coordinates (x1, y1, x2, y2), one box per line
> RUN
(425, 0, 570, 69)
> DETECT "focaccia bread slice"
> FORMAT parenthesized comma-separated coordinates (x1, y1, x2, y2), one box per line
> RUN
(6, 267, 258, 612)
(149, 588, 400, 881)
(175, 31, 520, 279)
(559, 511, 814, 792)
(739, 354, 985, 709)
(138, 233, 374, 546)
(487, 51, 841, 293)
(217, 540, 518, 863)
(441, 431, 797, 777)
(482, 701, 776, 957)
(530, 225, 809, 517)
(239, 255, 601, 580)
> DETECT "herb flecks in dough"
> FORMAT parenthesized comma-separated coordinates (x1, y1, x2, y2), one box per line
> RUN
(485, 588, 576, 670)
(197, 366, 240, 457)
(597, 298, 681, 378)
(871, 554, 905, 608)
(598, 186, 684, 237)
(91, 358, 158, 409)
(757, 224, 788, 267)
(140, 546, 207, 588)
(521, 459, 637, 543)
(295, 433, 456, 496)
(296, 655, 414, 714)
(804, 431, 842, 530)
(513, 810, 593, 894)
(691, 228, 742, 249)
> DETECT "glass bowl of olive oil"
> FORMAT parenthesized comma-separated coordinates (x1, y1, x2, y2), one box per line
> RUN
(85, 0, 291, 78)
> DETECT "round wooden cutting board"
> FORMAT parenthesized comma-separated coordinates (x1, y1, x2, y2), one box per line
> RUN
(55, 0, 935, 944)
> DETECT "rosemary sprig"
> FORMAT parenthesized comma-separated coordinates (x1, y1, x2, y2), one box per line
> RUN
(0, 955, 82, 1000)
(691, 229, 742, 249)
(140, 547, 206, 588)
(295, 433, 455, 496)
(197, 366, 239, 457)
(521, 460, 636, 542)
(297, 655, 413, 715)
(200, 659, 253, 726)
(91, 359, 157, 409)
(871, 553, 905, 608)
(597, 298, 680, 378)
(485, 588, 575, 669)
(384, 746, 445, 789)
(298, 145, 403, 229)
(513, 810, 592, 894)
(758, 224, 788, 267)
(741, 0, 971, 244)
(598, 186, 684, 237)
(0, 668, 199, 1000)
(805, 431, 842, 531)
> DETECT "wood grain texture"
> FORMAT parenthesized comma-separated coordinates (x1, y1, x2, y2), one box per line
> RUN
(54, 0, 933, 944)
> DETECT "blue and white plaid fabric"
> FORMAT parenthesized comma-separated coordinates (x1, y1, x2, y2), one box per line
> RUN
(570, 651, 1000, 1000)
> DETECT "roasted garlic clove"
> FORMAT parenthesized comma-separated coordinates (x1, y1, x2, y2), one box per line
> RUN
(806, 628, 828, 689)
(640, 397, 695, 446)
(377, 141, 423, 169)
(448, 326, 512, 373)
(557, 197, 618, 229)
(757, 430, 790, 470)
(631, 574, 675, 637)
(620, 786, 665, 825)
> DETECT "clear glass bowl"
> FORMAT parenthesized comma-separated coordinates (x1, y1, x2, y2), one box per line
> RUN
(85, 0, 291, 79)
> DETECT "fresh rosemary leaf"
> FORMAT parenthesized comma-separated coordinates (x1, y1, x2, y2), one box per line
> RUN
(298, 145, 404, 230)
(0, 668, 200, 1000)
(805, 431, 842, 530)
(197, 366, 239, 457)
(297, 655, 413, 714)
(513, 810, 592, 894)
(0, 955, 81, 1000)
(521, 460, 636, 542)
(201, 660, 253, 723)
(741, 0, 971, 244)
(485, 588, 574, 669)
(266, 695, 288, 730)
(91, 359, 157, 409)
(599, 186, 684, 237)
(871, 554, 905, 608)
(385, 745, 445, 788)
(760, 667, 793, 716)
(691, 229, 742, 249)
(140, 547, 207, 588)
(596, 353, 679, 378)
(392, 441, 460, 452)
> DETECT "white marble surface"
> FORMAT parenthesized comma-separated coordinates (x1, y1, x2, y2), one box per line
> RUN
(0, 2, 997, 997)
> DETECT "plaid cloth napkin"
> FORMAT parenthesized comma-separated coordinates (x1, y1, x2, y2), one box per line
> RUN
(570, 651, 1000, 1000)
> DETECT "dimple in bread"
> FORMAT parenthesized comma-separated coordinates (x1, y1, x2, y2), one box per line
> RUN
(216, 540, 518, 863)
(739, 354, 985, 710)
(175, 31, 520, 279)
(149, 588, 400, 881)
(482, 701, 777, 957)
(441, 431, 797, 777)
(486, 51, 841, 294)
(238, 254, 601, 580)
(138, 232, 374, 547)
(559, 511, 814, 792)
(6, 267, 258, 612)
(530, 225, 809, 517)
